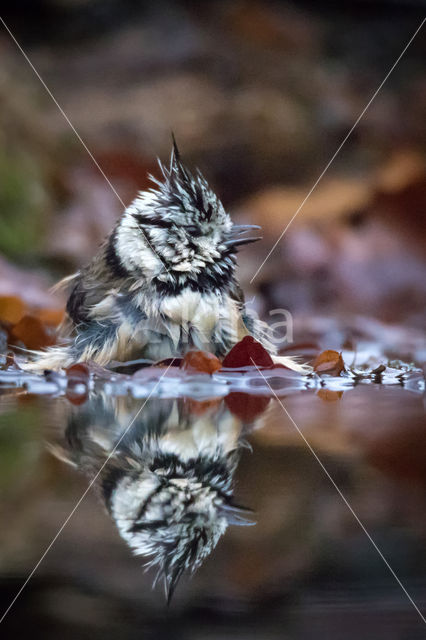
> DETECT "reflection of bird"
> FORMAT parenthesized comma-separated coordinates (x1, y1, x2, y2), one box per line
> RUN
(27, 141, 307, 371)
(53, 395, 254, 602)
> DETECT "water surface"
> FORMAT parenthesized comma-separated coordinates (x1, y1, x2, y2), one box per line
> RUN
(0, 360, 425, 639)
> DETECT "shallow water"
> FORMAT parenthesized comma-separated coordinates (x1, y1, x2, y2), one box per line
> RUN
(0, 360, 425, 639)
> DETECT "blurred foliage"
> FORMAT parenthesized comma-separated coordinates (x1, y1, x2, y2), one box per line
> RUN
(0, 149, 48, 260)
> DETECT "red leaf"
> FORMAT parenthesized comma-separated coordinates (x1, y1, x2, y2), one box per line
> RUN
(181, 350, 222, 374)
(225, 392, 270, 421)
(222, 336, 273, 369)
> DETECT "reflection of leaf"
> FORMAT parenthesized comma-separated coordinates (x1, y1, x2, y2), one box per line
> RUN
(313, 350, 345, 376)
(11, 315, 55, 350)
(66, 363, 90, 381)
(317, 389, 343, 402)
(225, 392, 270, 420)
(65, 363, 90, 405)
(222, 336, 274, 368)
(186, 398, 222, 415)
(65, 388, 88, 406)
(0, 295, 25, 324)
(181, 350, 222, 374)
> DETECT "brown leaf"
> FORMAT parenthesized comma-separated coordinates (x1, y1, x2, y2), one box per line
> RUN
(222, 336, 274, 369)
(0, 295, 26, 325)
(312, 350, 345, 376)
(65, 363, 90, 405)
(11, 315, 55, 350)
(317, 389, 343, 402)
(66, 362, 90, 381)
(65, 389, 88, 406)
(181, 350, 222, 374)
(36, 307, 65, 327)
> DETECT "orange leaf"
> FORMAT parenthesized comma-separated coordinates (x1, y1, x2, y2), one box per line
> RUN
(36, 307, 65, 327)
(181, 350, 222, 374)
(0, 296, 26, 325)
(11, 315, 55, 350)
(317, 389, 343, 402)
(312, 350, 345, 376)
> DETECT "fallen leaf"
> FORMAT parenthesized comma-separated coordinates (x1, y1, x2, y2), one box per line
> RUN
(222, 336, 274, 368)
(181, 350, 222, 374)
(225, 392, 270, 421)
(317, 389, 343, 402)
(0, 295, 26, 324)
(36, 307, 65, 327)
(312, 350, 345, 376)
(11, 315, 55, 350)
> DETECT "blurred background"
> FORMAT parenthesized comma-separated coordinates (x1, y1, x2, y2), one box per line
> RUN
(1, 2, 426, 639)
(0, 0, 425, 335)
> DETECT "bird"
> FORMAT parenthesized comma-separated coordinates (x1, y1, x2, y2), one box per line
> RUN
(26, 140, 309, 372)
(52, 393, 255, 602)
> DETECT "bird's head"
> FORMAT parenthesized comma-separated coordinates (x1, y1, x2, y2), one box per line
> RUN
(114, 140, 260, 291)
(110, 453, 254, 602)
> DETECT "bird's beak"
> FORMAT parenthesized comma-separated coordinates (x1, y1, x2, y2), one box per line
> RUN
(220, 503, 256, 526)
(223, 224, 262, 248)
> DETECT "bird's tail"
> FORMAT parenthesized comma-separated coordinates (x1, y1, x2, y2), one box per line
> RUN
(271, 355, 313, 374)
(20, 346, 74, 372)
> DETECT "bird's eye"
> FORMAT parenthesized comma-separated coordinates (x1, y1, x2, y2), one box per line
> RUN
(185, 225, 202, 237)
